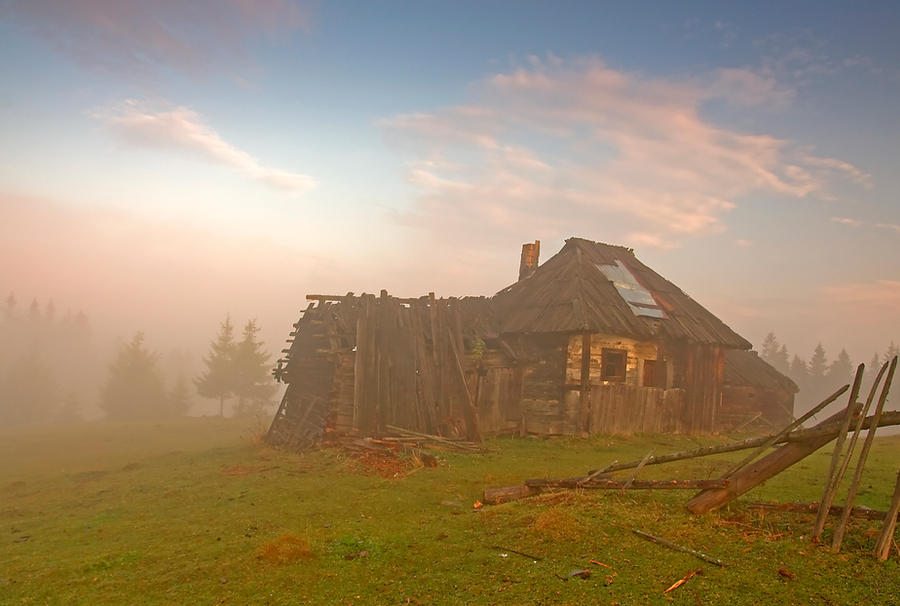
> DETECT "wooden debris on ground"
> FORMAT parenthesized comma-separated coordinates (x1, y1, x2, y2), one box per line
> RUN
(336, 437, 438, 477)
(632, 529, 725, 567)
(384, 425, 482, 452)
(664, 568, 703, 593)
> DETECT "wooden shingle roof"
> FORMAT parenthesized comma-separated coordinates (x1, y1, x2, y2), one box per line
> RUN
(492, 237, 751, 348)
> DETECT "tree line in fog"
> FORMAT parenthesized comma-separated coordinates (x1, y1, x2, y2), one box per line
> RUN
(0, 293, 278, 428)
(759, 331, 899, 406)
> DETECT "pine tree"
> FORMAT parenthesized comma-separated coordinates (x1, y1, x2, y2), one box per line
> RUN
(232, 320, 277, 416)
(886, 341, 900, 362)
(195, 315, 236, 417)
(870, 352, 882, 371)
(789, 355, 808, 392)
(773, 344, 790, 374)
(827, 348, 853, 384)
(809, 343, 828, 379)
(761, 332, 779, 364)
(99, 332, 167, 420)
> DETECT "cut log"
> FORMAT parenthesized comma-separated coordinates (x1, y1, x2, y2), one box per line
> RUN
(483, 485, 540, 505)
(686, 405, 861, 514)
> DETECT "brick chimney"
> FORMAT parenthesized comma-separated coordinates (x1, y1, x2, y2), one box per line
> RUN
(518, 240, 540, 280)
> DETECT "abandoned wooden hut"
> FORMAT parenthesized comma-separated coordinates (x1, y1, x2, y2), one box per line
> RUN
(266, 237, 756, 450)
(720, 350, 798, 430)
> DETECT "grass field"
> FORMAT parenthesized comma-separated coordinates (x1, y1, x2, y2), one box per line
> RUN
(2, 418, 899, 605)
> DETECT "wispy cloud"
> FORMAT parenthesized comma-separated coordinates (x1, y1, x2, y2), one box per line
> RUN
(831, 216, 863, 227)
(824, 280, 900, 309)
(99, 101, 316, 194)
(876, 223, 900, 235)
(2, 0, 310, 77)
(382, 56, 867, 249)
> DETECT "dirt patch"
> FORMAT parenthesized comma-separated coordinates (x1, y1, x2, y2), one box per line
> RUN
(256, 534, 313, 564)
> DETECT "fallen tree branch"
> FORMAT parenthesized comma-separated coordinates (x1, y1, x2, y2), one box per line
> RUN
(632, 529, 724, 567)
(526, 478, 728, 490)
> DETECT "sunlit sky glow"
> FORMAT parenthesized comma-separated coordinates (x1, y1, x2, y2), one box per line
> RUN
(1, 1, 898, 363)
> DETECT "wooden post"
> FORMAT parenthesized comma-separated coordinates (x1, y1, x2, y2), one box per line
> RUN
(448, 327, 481, 442)
(812, 366, 866, 541)
(875, 469, 900, 561)
(579, 332, 592, 433)
(831, 357, 896, 551)
(685, 405, 861, 514)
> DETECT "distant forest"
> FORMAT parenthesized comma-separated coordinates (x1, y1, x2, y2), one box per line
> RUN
(0, 293, 278, 428)
(758, 332, 899, 412)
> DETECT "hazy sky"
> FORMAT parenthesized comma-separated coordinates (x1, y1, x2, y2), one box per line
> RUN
(1, 1, 898, 364)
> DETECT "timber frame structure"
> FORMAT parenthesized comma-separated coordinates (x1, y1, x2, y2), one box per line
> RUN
(267, 237, 781, 450)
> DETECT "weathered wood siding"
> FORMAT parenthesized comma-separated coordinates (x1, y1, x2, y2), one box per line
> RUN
(565, 333, 660, 387)
(720, 385, 794, 430)
(588, 384, 687, 434)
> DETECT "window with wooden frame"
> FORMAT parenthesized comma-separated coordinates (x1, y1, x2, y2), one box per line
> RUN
(601, 348, 627, 382)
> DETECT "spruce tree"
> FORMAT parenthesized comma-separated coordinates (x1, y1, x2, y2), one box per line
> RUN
(827, 348, 853, 384)
(99, 332, 167, 420)
(773, 344, 790, 374)
(886, 341, 900, 361)
(789, 355, 808, 393)
(195, 315, 236, 417)
(761, 332, 779, 363)
(232, 320, 277, 416)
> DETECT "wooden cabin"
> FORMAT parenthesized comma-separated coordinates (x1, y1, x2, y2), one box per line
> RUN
(720, 350, 797, 430)
(266, 237, 760, 450)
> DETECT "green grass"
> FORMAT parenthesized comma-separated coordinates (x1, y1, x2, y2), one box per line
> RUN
(2, 420, 899, 605)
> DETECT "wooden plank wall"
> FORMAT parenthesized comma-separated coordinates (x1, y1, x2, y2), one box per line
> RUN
(681, 344, 724, 433)
(588, 384, 687, 434)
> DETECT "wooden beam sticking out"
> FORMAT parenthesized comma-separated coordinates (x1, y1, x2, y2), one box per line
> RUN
(685, 405, 861, 514)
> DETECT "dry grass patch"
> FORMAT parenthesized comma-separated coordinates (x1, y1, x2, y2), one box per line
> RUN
(256, 534, 313, 565)
(531, 506, 583, 541)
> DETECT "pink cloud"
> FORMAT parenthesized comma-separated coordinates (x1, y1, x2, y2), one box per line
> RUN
(383, 57, 867, 249)
(876, 223, 900, 235)
(824, 280, 900, 309)
(831, 216, 863, 227)
(99, 101, 316, 194)
(2, 0, 310, 77)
